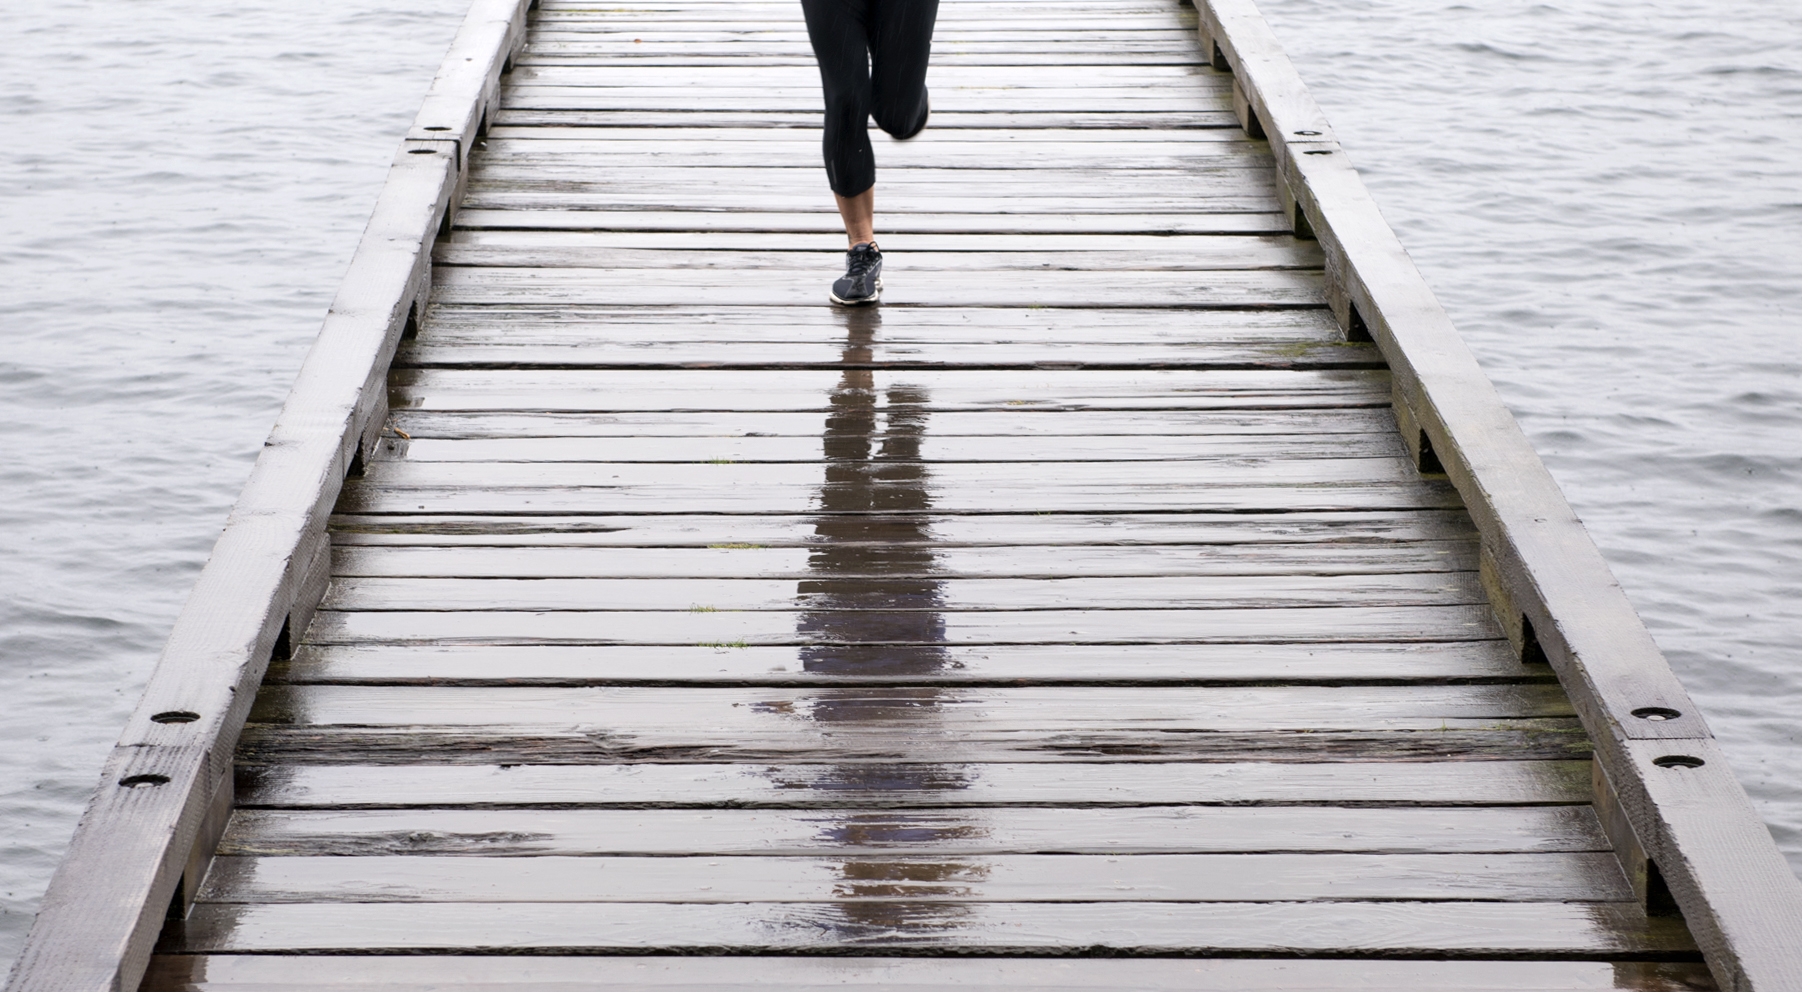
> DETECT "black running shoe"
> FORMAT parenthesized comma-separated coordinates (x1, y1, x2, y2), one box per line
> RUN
(831, 242, 883, 305)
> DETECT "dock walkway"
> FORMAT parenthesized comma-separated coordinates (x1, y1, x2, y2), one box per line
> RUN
(11, 0, 1802, 990)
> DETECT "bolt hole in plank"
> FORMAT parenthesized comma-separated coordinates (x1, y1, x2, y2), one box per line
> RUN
(1653, 755, 1706, 769)
(119, 774, 171, 789)
(151, 711, 201, 724)
(1633, 707, 1683, 722)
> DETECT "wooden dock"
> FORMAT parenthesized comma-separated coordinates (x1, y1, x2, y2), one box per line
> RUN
(9, 0, 1802, 990)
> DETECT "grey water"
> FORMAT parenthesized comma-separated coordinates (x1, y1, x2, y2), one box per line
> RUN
(0, 0, 1796, 970)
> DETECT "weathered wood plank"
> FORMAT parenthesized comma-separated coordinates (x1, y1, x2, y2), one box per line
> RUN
(335, 461, 1462, 515)
(274, 640, 1531, 686)
(521, 29, 1206, 45)
(374, 434, 1402, 462)
(470, 141, 1264, 170)
(458, 193, 1287, 219)
(503, 67, 1229, 87)
(500, 82, 1217, 104)
(382, 408, 1407, 438)
(230, 759, 1596, 808)
(528, 19, 1201, 34)
(196, 851, 1635, 904)
(328, 541, 1474, 578)
(236, 727, 1587, 765)
(427, 267, 1323, 307)
(430, 244, 1324, 272)
(337, 483, 1462, 515)
(493, 108, 1242, 128)
(463, 169, 1279, 200)
(386, 368, 1389, 411)
(451, 208, 1293, 235)
(504, 81, 1225, 103)
(214, 804, 1611, 857)
(300, 604, 1502, 645)
(489, 125, 1242, 145)
(528, 28, 1204, 43)
(327, 509, 1484, 546)
(511, 53, 1211, 67)
(512, 53, 1205, 70)
(348, 453, 1437, 488)
(395, 340, 1376, 370)
(139, 954, 1722, 992)
(317, 573, 1485, 612)
(249, 683, 1572, 731)
(433, 231, 1327, 254)
(157, 899, 1695, 955)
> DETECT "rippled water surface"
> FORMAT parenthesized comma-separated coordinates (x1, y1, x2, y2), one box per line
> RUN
(1260, 0, 1802, 867)
(1, 0, 1797, 970)
(0, 0, 470, 963)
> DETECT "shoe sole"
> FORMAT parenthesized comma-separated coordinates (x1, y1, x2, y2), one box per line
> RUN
(829, 278, 882, 306)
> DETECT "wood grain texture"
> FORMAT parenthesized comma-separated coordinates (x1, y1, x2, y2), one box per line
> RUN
(384, 368, 1391, 411)
(374, 433, 1408, 462)
(327, 540, 1475, 577)
(141, 954, 1720, 992)
(231, 760, 1595, 809)
(326, 509, 1483, 547)
(317, 572, 1487, 611)
(493, 107, 1245, 128)
(426, 266, 1322, 307)
(215, 805, 1613, 857)
(157, 899, 1695, 955)
(298, 604, 1504, 645)
(236, 728, 1588, 766)
(194, 852, 1636, 903)
(431, 243, 1325, 271)
(273, 640, 1532, 686)
(245, 683, 1574, 731)
(451, 207, 1293, 234)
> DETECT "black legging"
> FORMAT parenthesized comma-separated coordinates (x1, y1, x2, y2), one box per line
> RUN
(798, 0, 939, 197)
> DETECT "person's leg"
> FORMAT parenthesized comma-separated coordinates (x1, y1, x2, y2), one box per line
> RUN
(799, 0, 876, 202)
(835, 187, 875, 247)
(802, 0, 885, 302)
(868, 0, 938, 140)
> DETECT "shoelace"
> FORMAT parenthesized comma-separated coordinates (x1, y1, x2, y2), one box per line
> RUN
(845, 245, 880, 281)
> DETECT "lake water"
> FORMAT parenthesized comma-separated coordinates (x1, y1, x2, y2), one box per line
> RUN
(1, 0, 1796, 970)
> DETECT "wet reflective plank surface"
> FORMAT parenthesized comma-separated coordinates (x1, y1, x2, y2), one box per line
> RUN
(146, 0, 1713, 986)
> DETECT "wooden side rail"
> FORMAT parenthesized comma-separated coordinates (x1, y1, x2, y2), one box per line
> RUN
(1196, 2, 1802, 988)
(0, 3, 530, 991)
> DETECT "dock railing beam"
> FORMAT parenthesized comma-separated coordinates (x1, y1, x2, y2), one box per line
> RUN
(1196, 1, 1802, 988)
(0, 4, 530, 992)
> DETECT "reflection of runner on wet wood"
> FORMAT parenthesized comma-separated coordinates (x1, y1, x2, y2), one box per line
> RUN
(43, 0, 1781, 988)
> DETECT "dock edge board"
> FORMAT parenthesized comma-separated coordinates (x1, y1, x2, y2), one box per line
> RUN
(0, 3, 532, 992)
(1193, 0, 1802, 989)
(6, 0, 1800, 990)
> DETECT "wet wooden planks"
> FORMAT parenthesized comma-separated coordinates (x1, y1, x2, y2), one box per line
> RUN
(147, 0, 1709, 985)
(143, 955, 1720, 992)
